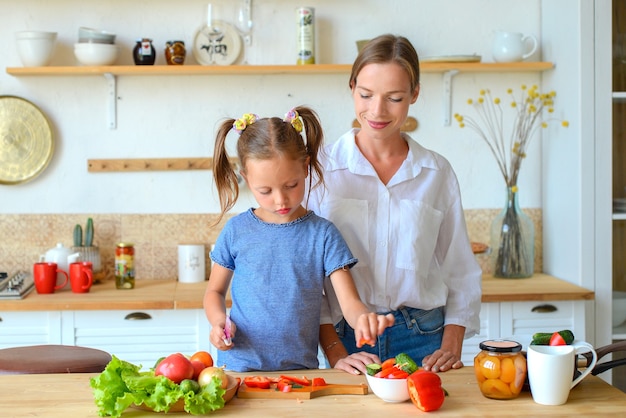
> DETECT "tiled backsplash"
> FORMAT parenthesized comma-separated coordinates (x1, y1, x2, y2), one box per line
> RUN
(0, 210, 542, 281)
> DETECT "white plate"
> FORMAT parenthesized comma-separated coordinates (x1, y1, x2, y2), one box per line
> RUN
(421, 54, 481, 63)
(193, 21, 242, 66)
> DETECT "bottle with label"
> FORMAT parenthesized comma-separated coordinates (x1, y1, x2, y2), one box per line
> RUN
(133, 38, 156, 65)
(296, 7, 315, 65)
(115, 242, 135, 289)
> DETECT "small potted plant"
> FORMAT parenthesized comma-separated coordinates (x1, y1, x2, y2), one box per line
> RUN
(72, 217, 103, 283)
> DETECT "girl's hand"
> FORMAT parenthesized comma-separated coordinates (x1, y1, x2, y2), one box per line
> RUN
(354, 313, 395, 347)
(210, 318, 236, 351)
(334, 351, 382, 375)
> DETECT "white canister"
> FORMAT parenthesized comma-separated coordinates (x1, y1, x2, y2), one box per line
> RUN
(177, 244, 206, 283)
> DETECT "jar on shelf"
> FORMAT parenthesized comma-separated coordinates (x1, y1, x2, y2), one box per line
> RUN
(165, 40, 185, 65)
(474, 340, 527, 400)
(133, 38, 156, 65)
(115, 242, 135, 289)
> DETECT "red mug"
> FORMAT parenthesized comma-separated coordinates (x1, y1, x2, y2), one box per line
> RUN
(33, 262, 68, 294)
(69, 261, 93, 293)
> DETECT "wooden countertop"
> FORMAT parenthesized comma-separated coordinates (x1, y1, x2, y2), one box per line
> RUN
(0, 273, 593, 311)
(1, 367, 624, 417)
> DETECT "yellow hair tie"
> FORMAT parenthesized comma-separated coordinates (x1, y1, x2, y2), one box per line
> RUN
(284, 109, 303, 133)
(233, 113, 258, 135)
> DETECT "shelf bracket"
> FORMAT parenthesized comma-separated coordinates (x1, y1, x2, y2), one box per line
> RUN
(442, 70, 459, 126)
(103, 72, 117, 129)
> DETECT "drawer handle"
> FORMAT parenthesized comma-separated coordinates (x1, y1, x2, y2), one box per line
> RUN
(124, 312, 152, 320)
(531, 304, 558, 313)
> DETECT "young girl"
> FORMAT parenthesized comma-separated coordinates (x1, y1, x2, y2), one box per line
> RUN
(204, 106, 394, 372)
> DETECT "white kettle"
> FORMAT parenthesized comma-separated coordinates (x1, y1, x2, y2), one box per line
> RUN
(42, 243, 80, 287)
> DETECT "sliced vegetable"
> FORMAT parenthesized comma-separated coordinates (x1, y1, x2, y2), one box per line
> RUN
(279, 375, 311, 386)
(277, 379, 292, 392)
(387, 369, 409, 379)
(407, 370, 445, 412)
(381, 357, 396, 370)
(312, 377, 327, 386)
(243, 376, 271, 389)
(365, 363, 382, 376)
(531, 330, 575, 345)
(395, 352, 419, 374)
(549, 331, 567, 346)
(358, 337, 375, 347)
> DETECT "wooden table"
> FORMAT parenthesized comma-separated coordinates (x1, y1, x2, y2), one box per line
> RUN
(2, 367, 624, 417)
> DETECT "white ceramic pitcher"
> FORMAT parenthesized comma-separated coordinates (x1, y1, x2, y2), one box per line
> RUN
(492, 31, 538, 62)
(41, 243, 80, 288)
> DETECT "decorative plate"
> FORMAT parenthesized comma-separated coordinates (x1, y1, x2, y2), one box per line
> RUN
(193, 20, 242, 66)
(421, 54, 482, 63)
(0, 96, 53, 185)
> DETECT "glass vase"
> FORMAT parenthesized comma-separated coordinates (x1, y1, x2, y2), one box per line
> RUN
(490, 187, 534, 278)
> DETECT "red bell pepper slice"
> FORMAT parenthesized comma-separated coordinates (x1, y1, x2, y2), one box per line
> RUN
(381, 358, 396, 370)
(243, 376, 271, 389)
(407, 370, 445, 412)
(549, 331, 567, 346)
(277, 379, 292, 392)
(312, 377, 327, 386)
(387, 369, 409, 379)
(279, 375, 311, 386)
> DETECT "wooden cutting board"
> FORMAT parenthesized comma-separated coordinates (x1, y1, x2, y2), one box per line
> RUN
(237, 383, 368, 399)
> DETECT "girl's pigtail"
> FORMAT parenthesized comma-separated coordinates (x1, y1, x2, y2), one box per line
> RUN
(296, 106, 325, 192)
(213, 119, 239, 225)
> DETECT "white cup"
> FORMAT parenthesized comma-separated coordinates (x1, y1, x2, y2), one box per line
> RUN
(527, 341, 597, 405)
(492, 31, 538, 62)
(177, 244, 206, 283)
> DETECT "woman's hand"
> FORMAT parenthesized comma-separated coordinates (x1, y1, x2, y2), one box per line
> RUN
(334, 351, 382, 375)
(421, 349, 463, 372)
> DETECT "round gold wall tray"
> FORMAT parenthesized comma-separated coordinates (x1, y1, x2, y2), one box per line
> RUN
(0, 96, 53, 185)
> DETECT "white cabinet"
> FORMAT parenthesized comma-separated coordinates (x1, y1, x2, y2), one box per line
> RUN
(461, 301, 585, 364)
(0, 311, 62, 348)
(63, 309, 213, 370)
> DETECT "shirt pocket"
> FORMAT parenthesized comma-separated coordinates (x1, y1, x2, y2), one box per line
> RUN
(320, 198, 369, 268)
(395, 200, 444, 271)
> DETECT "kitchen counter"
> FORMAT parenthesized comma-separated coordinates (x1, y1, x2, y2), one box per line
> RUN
(0, 273, 593, 311)
(1, 367, 624, 417)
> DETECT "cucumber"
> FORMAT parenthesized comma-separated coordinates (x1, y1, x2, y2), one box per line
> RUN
(531, 329, 575, 345)
(73, 224, 83, 247)
(85, 217, 94, 247)
(395, 352, 418, 374)
(365, 363, 382, 376)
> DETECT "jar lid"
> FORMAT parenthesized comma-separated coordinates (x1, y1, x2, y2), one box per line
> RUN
(117, 242, 134, 247)
(166, 40, 185, 45)
(479, 339, 522, 353)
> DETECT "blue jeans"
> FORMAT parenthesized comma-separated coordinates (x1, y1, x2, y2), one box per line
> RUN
(335, 306, 444, 365)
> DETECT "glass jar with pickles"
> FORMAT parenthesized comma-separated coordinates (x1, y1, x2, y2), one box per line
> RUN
(115, 242, 135, 289)
(474, 340, 527, 400)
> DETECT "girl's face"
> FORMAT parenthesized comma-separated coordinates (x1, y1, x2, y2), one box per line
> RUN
(242, 155, 309, 224)
(352, 62, 419, 141)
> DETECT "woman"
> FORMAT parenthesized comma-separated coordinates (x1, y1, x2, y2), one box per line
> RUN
(310, 34, 482, 374)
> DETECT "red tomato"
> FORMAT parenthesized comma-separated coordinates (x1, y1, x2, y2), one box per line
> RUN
(154, 353, 194, 384)
(191, 360, 207, 380)
(243, 376, 272, 389)
(549, 332, 567, 346)
(190, 351, 214, 368)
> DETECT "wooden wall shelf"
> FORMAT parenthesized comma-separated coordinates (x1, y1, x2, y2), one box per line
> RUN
(6, 62, 554, 76)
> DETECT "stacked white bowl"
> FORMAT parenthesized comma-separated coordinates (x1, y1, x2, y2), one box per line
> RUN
(74, 27, 119, 65)
(15, 31, 57, 67)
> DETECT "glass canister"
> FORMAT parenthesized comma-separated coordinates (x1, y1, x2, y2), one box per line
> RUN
(133, 38, 156, 65)
(474, 340, 527, 400)
(115, 242, 135, 289)
(165, 40, 186, 65)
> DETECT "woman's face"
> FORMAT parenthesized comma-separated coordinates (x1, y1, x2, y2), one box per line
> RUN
(242, 155, 309, 224)
(351, 62, 419, 141)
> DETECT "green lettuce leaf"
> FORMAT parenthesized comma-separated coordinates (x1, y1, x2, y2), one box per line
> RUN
(90, 355, 226, 417)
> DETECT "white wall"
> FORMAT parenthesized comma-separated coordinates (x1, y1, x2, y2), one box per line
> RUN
(1, 0, 557, 214)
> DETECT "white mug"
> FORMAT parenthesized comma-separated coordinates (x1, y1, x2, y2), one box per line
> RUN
(177, 244, 206, 283)
(527, 341, 597, 405)
(492, 31, 538, 62)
